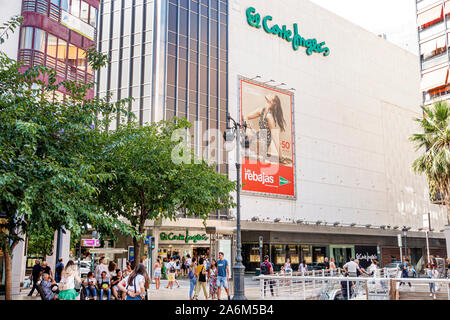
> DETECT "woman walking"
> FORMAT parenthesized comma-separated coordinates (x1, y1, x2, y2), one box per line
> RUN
(189, 257, 198, 300)
(58, 260, 81, 300)
(119, 263, 150, 300)
(194, 257, 208, 300)
(329, 257, 337, 275)
(298, 260, 308, 275)
(154, 258, 162, 290)
(208, 259, 218, 300)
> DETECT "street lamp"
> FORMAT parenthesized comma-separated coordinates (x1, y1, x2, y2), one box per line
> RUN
(223, 113, 248, 300)
(402, 226, 410, 260)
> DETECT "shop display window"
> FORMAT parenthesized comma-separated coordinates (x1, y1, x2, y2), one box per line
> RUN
(301, 245, 312, 264)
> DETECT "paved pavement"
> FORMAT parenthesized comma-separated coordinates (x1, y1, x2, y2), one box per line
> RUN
(2, 275, 262, 300)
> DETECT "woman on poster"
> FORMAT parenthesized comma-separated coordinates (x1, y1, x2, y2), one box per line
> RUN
(243, 94, 290, 165)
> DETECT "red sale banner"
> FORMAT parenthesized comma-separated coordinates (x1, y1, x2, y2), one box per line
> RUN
(240, 79, 295, 198)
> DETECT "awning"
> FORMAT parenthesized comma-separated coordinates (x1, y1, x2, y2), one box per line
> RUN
(418, 4, 443, 26)
(420, 35, 447, 56)
(421, 67, 449, 91)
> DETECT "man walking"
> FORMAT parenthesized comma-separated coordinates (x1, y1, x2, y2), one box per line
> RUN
(216, 252, 231, 300)
(28, 259, 43, 296)
(260, 255, 274, 297)
(343, 258, 363, 277)
(399, 258, 412, 289)
(55, 258, 64, 283)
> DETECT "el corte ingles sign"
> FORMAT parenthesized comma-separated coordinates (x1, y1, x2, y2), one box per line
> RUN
(160, 231, 209, 244)
(246, 7, 330, 57)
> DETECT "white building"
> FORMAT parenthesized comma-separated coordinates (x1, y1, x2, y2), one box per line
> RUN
(91, 0, 449, 272)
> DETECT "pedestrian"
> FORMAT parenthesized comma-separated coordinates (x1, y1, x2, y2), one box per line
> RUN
(123, 261, 133, 278)
(99, 271, 112, 300)
(166, 264, 176, 289)
(40, 273, 57, 300)
(425, 263, 438, 299)
(367, 259, 378, 276)
(58, 260, 81, 300)
(175, 257, 181, 288)
(154, 258, 162, 290)
(329, 257, 337, 275)
(83, 271, 98, 300)
(119, 263, 150, 300)
(340, 272, 354, 300)
(216, 252, 231, 300)
(108, 261, 117, 279)
(55, 258, 64, 283)
(260, 255, 275, 297)
(298, 260, 308, 274)
(111, 269, 123, 300)
(194, 257, 209, 300)
(208, 259, 218, 300)
(324, 257, 330, 270)
(188, 257, 198, 300)
(94, 256, 109, 286)
(28, 259, 43, 296)
(42, 261, 52, 279)
(354, 259, 367, 277)
(186, 254, 192, 269)
(343, 258, 362, 277)
(284, 257, 293, 275)
(181, 256, 187, 277)
(399, 258, 412, 289)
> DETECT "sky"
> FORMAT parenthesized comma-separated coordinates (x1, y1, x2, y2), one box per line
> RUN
(309, 0, 419, 55)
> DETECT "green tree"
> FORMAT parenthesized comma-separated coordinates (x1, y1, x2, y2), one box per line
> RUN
(97, 119, 236, 264)
(26, 225, 55, 258)
(410, 101, 450, 224)
(0, 20, 136, 299)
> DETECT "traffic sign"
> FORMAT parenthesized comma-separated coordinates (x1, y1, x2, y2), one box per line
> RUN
(397, 234, 402, 247)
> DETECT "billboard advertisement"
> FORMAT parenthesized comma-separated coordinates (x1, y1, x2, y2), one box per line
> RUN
(240, 78, 295, 198)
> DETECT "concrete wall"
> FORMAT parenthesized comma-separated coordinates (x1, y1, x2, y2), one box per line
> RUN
(228, 0, 447, 230)
(0, 0, 22, 59)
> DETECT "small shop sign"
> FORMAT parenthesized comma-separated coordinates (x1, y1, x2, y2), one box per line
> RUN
(81, 239, 100, 247)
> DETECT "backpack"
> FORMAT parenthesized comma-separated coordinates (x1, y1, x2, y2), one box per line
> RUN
(260, 261, 270, 275)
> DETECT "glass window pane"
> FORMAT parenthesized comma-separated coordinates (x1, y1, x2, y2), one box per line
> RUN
(67, 44, 77, 67)
(71, 0, 80, 17)
(33, 28, 46, 52)
(20, 27, 34, 50)
(168, 3, 178, 33)
(190, 12, 198, 37)
(47, 34, 58, 57)
(58, 39, 67, 61)
(77, 48, 86, 70)
(51, 0, 60, 6)
(80, 1, 89, 23)
(60, 0, 69, 11)
(178, 59, 187, 88)
(89, 7, 98, 27)
(180, 8, 188, 36)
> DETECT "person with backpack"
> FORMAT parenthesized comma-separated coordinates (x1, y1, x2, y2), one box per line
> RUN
(193, 257, 209, 300)
(55, 258, 64, 283)
(188, 257, 198, 300)
(261, 255, 274, 297)
(119, 263, 150, 300)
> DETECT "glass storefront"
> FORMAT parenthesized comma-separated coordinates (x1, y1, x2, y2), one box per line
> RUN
(243, 243, 329, 272)
(330, 245, 355, 268)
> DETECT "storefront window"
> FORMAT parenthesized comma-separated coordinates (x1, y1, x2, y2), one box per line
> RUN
(272, 245, 286, 266)
(286, 245, 300, 265)
(313, 246, 327, 265)
(20, 27, 34, 50)
(301, 245, 312, 264)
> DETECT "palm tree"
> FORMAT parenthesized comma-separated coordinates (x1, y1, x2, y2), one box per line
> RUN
(410, 101, 450, 224)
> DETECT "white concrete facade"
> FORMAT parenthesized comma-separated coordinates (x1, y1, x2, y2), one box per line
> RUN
(0, 0, 22, 59)
(227, 0, 448, 231)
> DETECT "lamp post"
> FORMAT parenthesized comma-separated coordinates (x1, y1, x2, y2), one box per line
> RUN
(402, 227, 409, 260)
(223, 113, 248, 300)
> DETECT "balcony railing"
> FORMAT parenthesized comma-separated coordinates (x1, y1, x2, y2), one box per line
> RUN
(19, 48, 94, 84)
(22, 0, 96, 41)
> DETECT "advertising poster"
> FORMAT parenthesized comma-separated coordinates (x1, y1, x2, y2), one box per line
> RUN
(240, 78, 295, 198)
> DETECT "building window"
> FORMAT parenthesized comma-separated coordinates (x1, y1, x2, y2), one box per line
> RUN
(60, 0, 69, 11)
(33, 28, 47, 53)
(80, 1, 90, 23)
(20, 27, 34, 50)
(70, 0, 81, 18)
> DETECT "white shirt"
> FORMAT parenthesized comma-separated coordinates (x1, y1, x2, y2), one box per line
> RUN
(343, 261, 359, 273)
(122, 275, 145, 294)
(94, 263, 108, 281)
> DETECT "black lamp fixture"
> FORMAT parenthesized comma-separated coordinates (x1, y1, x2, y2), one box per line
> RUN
(296, 219, 304, 224)
(365, 224, 372, 228)
(333, 222, 340, 227)
(393, 226, 399, 230)
(350, 223, 357, 227)
(274, 218, 281, 223)
(316, 220, 322, 225)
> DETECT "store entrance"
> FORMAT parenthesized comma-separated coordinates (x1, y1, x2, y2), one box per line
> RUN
(333, 247, 353, 267)
(193, 247, 209, 257)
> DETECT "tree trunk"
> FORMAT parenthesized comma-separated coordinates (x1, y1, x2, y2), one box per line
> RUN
(133, 237, 142, 266)
(445, 191, 450, 225)
(4, 246, 12, 300)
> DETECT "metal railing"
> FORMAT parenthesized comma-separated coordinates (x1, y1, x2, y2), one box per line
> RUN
(253, 272, 450, 300)
(23, 0, 61, 22)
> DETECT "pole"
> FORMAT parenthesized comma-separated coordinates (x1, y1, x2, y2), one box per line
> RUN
(404, 231, 407, 260)
(232, 119, 246, 300)
(425, 231, 431, 265)
(78, 232, 82, 277)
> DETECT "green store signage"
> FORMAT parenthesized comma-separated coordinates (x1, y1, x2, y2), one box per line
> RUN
(160, 231, 209, 244)
(246, 7, 330, 57)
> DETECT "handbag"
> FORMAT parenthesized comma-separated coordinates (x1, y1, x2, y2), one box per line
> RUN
(188, 270, 194, 280)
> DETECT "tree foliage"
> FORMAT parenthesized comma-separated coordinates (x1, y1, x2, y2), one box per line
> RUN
(97, 119, 236, 264)
(410, 101, 450, 223)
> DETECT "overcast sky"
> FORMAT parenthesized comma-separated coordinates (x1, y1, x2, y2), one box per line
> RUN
(309, 0, 419, 55)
